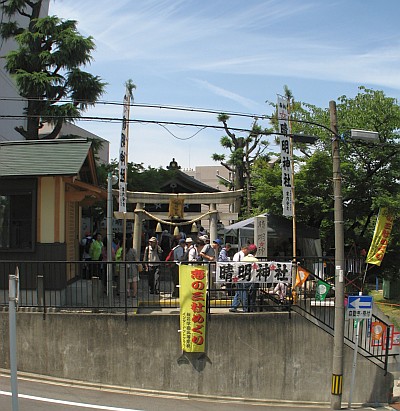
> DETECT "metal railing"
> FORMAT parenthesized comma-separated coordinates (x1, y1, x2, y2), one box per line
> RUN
(292, 261, 393, 371)
(0, 257, 394, 370)
(0, 259, 293, 313)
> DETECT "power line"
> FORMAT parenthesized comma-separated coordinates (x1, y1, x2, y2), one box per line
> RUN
(0, 96, 273, 122)
(0, 114, 266, 135)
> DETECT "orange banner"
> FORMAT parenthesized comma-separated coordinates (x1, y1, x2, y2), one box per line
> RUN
(294, 266, 310, 288)
(180, 265, 207, 353)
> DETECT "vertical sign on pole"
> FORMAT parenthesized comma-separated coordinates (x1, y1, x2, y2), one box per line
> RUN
(118, 84, 132, 268)
(254, 215, 267, 257)
(118, 88, 130, 213)
(277, 95, 293, 217)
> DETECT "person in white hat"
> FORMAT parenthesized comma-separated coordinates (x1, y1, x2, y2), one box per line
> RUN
(144, 237, 162, 294)
(200, 237, 216, 262)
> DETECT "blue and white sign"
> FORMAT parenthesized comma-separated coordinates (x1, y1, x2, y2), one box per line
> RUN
(346, 295, 373, 319)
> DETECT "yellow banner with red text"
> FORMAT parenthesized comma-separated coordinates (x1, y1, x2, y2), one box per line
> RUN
(180, 265, 207, 353)
(366, 208, 394, 266)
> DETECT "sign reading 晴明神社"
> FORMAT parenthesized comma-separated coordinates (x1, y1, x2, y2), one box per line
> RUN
(180, 265, 207, 353)
(254, 215, 267, 257)
(118, 89, 130, 212)
(277, 95, 293, 217)
(215, 261, 292, 285)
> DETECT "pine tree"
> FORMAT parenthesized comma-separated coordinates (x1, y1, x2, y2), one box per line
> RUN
(0, 0, 106, 139)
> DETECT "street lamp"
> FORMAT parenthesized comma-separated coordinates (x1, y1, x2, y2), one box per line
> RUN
(107, 172, 118, 306)
(329, 102, 379, 410)
(329, 101, 346, 410)
(278, 106, 378, 409)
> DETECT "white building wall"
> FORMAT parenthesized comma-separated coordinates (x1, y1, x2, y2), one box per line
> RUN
(0, 2, 109, 164)
(0, 1, 48, 142)
(39, 122, 109, 164)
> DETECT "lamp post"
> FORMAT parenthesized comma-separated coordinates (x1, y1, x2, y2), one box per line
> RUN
(107, 172, 118, 306)
(328, 102, 379, 409)
(275, 107, 378, 409)
(330, 101, 345, 410)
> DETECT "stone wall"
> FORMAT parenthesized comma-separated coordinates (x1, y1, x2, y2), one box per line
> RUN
(0, 311, 393, 405)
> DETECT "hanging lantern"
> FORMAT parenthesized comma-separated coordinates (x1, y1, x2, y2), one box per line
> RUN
(191, 222, 198, 233)
(156, 222, 162, 233)
(173, 226, 179, 236)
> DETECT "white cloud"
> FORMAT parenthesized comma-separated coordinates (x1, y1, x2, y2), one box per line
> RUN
(192, 79, 258, 109)
(50, 1, 400, 93)
(49, 0, 400, 168)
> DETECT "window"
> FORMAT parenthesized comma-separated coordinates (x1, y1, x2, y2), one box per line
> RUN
(0, 179, 36, 251)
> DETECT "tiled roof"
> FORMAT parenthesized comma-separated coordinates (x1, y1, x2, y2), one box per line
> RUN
(161, 169, 220, 193)
(0, 138, 92, 177)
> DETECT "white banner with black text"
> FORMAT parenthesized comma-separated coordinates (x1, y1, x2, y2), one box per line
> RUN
(215, 261, 292, 284)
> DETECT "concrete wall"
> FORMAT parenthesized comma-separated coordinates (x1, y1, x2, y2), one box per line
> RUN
(0, 311, 393, 405)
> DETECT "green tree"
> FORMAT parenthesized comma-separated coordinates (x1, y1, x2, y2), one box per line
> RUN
(0, 0, 106, 139)
(212, 114, 271, 216)
(98, 161, 171, 194)
(254, 86, 400, 255)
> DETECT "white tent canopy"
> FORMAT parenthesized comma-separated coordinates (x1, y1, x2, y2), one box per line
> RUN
(223, 213, 322, 257)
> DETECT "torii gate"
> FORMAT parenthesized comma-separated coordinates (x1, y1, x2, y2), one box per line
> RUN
(114, 189, 243, 254)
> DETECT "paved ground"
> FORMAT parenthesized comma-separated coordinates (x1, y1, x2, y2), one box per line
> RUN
(0, 372, 397, 411)
(390, 379, 400, 410)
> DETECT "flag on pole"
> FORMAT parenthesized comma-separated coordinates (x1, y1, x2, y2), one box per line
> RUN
(315, 280, 331, 301)
(295, 266, 310, 288)
(366, 208, 394, 266)
(118, 86, 132, 213)
(277, 95, 293, 217)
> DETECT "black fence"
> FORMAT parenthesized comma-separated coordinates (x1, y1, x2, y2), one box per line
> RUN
(0, 257, 394, 370)
(0, 256, 377, 314)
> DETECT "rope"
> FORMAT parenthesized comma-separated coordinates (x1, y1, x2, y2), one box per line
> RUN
(137, 209, 218, 226)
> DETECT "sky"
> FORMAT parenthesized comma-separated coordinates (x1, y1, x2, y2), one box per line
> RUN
(49, 0, 400, 170)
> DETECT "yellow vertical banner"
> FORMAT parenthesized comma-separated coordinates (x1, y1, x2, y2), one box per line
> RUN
(180, 265, 207, 353)
(366, 208, 394, 266)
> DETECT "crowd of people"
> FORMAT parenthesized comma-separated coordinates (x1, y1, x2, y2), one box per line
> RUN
(79, 229, 285, 311)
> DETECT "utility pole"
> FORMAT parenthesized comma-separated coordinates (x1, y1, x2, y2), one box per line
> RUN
(106, 172, 114, 307)
(9, 268, 19, 411)
(330, 100, 345, 410)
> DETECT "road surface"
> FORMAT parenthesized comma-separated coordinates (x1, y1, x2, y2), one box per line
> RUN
(0, 373, 393, 411)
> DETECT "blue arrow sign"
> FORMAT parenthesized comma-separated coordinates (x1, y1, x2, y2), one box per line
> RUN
(348, 295, 373, 310)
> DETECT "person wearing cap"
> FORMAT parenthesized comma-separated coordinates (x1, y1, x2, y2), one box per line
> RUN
(198, 234, 209, 243)
(184, 238, 194, 261)
(212, 238, 222, 258)
(200, 238, 218, 262)
(144, 236, 163, 294)
(188, 238, 204, 262)
(230, 244, 258, 313)
(170, 239, 186, 297)
(218, 242, 232, 262)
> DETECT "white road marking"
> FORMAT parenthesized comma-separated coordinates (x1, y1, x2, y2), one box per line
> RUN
(0, 390, 144, 411)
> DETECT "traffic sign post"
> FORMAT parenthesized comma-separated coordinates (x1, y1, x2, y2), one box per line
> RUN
(346, 294, 373, 408)
(346, 295, 373, 319)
